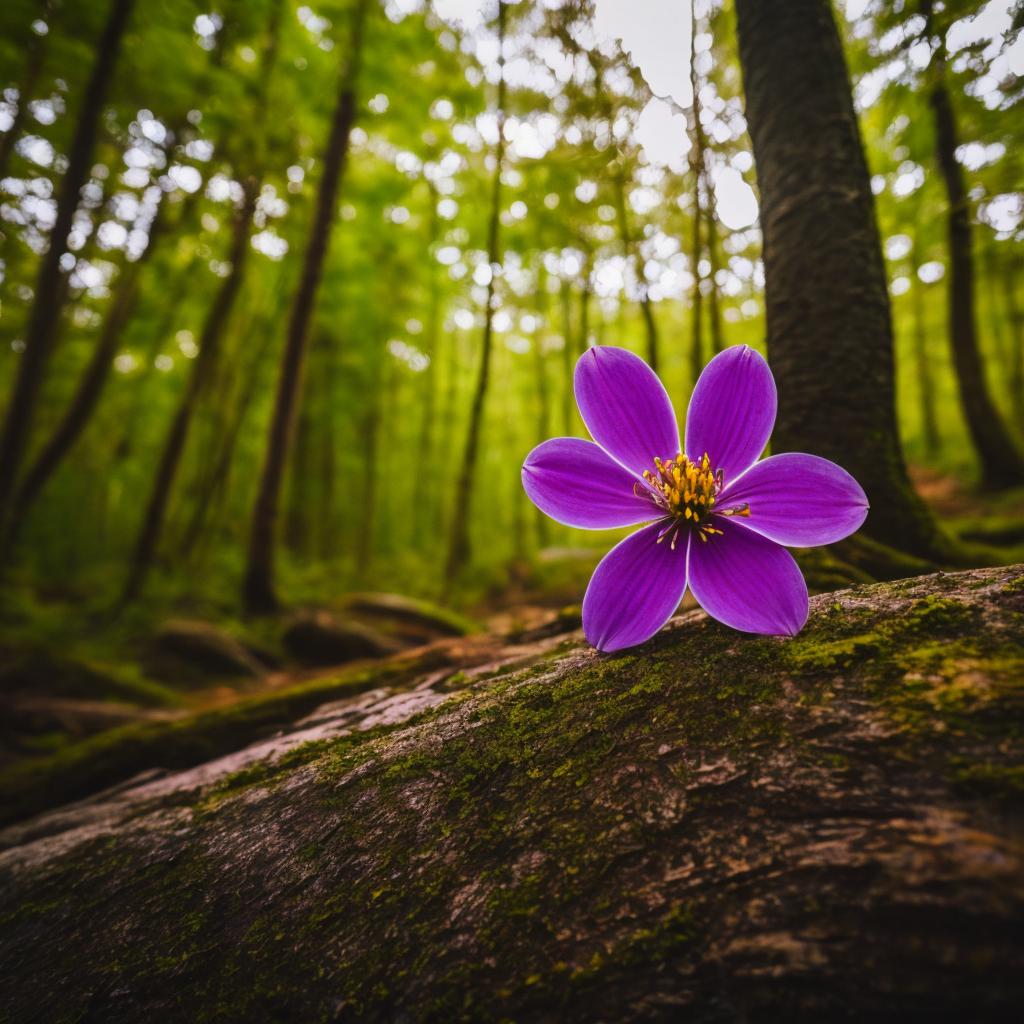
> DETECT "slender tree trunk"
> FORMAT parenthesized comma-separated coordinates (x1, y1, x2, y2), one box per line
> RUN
(688, 7, 706, 388)
(0, 0, 53, 181)
(911, 247, 941, 459)
(612, 172, 660, 372)
(734, 0, 955, 560)
(355, 356, 383, 579)
(0, 0, 133, 528)
(443, 0, 507, 588)
(532, 258, 551, 547)
(122, 182, 257, 601)
(6, 188, 172, 544)
(688, 184, 704, 387)
(560, 279, 574, 436)
(704, 190, 725, 355)
(925, 10, 1024, 486)
(285, 393, 315, 559)
(177, 324, 277, 562)
(415, 187, 442, 546)
(243, 0, 369, 613)
(578, 255, 591, 356)
(319, 332, 337, 561)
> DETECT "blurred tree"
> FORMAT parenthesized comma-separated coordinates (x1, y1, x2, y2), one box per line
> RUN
(0, 0, 133, 532)
(244, 0, 371, 613)
(920, 0, 1024, 487)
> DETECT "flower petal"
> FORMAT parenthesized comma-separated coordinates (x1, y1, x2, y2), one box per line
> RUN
(574, 345, 680, 476)
(685, 345, 776, 483)
(688, 519, 808, 636)
(522, 438, 658, 530)
(717, 453, 869, 547)
(582, 521, 689, 652)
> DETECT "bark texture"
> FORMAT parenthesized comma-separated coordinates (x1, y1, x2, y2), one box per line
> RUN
(1, 565, 1022, 1022)
(734, 0, 955, 561)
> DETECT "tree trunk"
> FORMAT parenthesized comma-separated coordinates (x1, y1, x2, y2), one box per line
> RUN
(613, 172, 660, 372)
(177, 324, 277, 563)
(414, 187, 442, 547)
(355, 357, 383, 579)
(1, 565, 1021, 1022)
(560, 279, 574, 436)
(0, 0, 134, 528)
(532, 259, 551, 547)
(911, 242, 941, 458)
(443, 0, 507, 589)
(927, 41, 1024, 486)
(688, 8, 706, 389)
(704, 187, 725, 355)
(577, 255, 591, 356)
(6, 187, 172, 546)
(243, 0, 369, 614)
(122, 182, 258, 602)
(734, 0, 956, 562)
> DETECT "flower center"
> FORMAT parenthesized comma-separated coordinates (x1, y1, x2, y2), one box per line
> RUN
(640, 452, 751, 546)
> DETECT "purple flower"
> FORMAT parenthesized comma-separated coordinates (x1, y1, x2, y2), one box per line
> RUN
(522, 345, 868, 652)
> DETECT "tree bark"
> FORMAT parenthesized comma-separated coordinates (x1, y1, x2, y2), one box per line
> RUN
(0, 0, 134, 529)
(122, 182, 257, 602)
(926, 49, 1024, 485)
(1, 565, 1021, 1022)
(443, 0, 507, 588)
(734, 0, 956, 561)
(243, 0, 369, 613)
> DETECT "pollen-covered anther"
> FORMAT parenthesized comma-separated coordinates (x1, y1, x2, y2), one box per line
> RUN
(644, 451, 722, 539)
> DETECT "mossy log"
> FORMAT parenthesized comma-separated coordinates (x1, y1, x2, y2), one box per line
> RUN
(2, 566, 1023, 1022)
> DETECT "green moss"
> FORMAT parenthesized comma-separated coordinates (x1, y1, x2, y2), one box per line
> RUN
(0, 646, 449, 828)
(950, 760, 1024, 801)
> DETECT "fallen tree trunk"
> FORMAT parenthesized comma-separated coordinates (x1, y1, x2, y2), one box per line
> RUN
(1, 565, 1023, 1021)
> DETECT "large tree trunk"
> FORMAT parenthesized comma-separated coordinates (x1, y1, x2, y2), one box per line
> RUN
(0, 0, 133, 528)
(243, 0, 369, 614)
(734, 0, 956, 562)
(926, 35, 1024, 486)
(122, 183, 258, 602)
(443, 1, 507, 588)
(1, 565, 1021, 1021)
